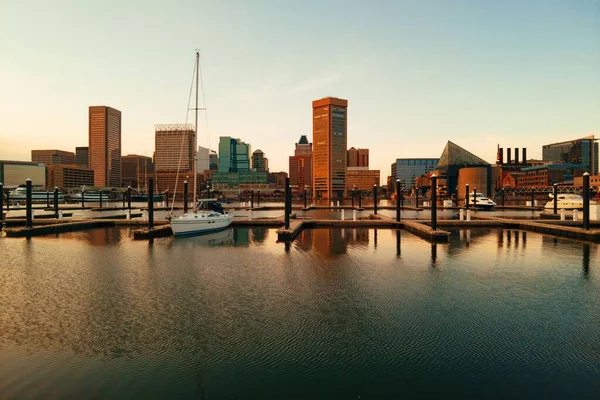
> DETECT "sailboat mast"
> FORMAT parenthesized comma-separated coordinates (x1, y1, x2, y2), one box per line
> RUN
(193, 50, 199, 206)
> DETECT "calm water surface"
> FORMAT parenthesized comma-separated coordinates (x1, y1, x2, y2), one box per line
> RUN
(0, 227, 599, 399)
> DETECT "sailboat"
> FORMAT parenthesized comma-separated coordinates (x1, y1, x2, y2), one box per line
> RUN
(170, 51, 233, 237)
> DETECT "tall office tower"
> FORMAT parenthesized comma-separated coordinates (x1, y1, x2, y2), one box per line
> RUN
(347, 147, 358, 167)
(542, 135, 598, 175)
(89, 106, 122, 187)
(154, 124, 195, 171)
(312, 97, 347, 199)
(357, 148, 369, 167)
(252, 149, 268, 172)
(31, 149, 76, 165)
(289, 135, 313, 191)
(218, 136, 251, 173)
(75, 147, 89, 167)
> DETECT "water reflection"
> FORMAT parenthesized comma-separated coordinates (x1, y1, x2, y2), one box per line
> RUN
(583, 243, 590, 277)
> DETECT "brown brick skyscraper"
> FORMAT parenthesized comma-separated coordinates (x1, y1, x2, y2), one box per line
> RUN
(89, 106, 121, 187)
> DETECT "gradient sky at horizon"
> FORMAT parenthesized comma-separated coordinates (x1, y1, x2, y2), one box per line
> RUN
(1, 0, 599, 182)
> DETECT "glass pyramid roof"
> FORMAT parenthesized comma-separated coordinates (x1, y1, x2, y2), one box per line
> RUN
(436, 141, 489, 169)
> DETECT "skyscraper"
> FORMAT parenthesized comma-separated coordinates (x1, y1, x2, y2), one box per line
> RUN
(252, 150, 268, 172)
(312, 97, 347, 199)
(218, 136, 251, 173)
(155, 124, 195, 171)
(289, 135, 312, 192)
(89, 106, 122, 187)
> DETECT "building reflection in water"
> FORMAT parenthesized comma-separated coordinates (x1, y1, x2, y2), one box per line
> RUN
(396, 230, 401, 258)
(431, 243, 437, 265)
(374, 229, 378, 248)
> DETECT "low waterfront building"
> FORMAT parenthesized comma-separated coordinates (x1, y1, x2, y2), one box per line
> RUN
(392, 158, 438, 191)
(0, 160, 46, 188)
(516, 164, 587, 187)
(434, 141, 491, 198)
(46, 164, 94, 190)
(345, 167, 380, 192)
(211, 171, 269, 189)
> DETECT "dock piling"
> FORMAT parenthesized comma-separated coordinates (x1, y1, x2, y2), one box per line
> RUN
(501, 188, 505, 207)
(99, 190, 103, 209)
(81, 190, 85, 209)
(46, 191, 50, 208)
(127, 186, 132, 211)
(373, 184, 378, 214)
(26, 178, 32, 228)
(0, 182, 3, 224)
(351, 189, 355, 207)
(431, 175, 438, 231)
(358, 190, 362, 209)
(251, 189, 254, 209)
(473, 188, 477, 208)
(183, 181, 188, 214)
(6, 190, 9, 211)
(416, 187, 419, 208)
(165, 189, 169, 208)
(531, 187, 534, 209)
(53, 187, 59, 218)
(284, 178, 290, 229)
(148, 178, 154, 230)
(257, 190, 260, 206)
(395, 179, 401, 222)
(465, 184, 469, 210)
(553, 182, 558, 214)
(583, 172, 590, 230)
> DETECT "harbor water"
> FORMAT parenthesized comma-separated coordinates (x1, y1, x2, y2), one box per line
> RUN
(0, 227, 598, 398)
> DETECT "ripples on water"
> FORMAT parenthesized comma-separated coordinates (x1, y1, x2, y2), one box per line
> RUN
(0, 228, 599, 399)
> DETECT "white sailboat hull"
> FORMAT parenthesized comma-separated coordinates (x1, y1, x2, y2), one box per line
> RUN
(171, 212, 234, 237)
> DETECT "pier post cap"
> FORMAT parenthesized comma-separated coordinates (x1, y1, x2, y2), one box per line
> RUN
(583, 172, 590, 176)
(373, 184, 377, 187)
(54, 186, 58, 190)
(127, 185, 131, 189)
(431, 174, 437, 178)
(26, 178, 31, 182)
(553, 182, 557, 186)
(184, 180, 188, 184)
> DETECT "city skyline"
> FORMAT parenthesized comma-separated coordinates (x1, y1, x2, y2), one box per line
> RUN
(1, 1, 599, 181)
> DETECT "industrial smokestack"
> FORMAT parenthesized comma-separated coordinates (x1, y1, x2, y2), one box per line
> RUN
(515, 148, 519, 164)
(522, 148, 527, 165)
(507, 148, 512, 164)
(499, 147, 504, 164)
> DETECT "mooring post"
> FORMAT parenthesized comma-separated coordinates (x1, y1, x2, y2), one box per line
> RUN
(431, 175, 438, 231)
(148, 178, 154, 229)
(304, 188, 307, 209)
(165, 189, 169, 208)
(127, 186, 132, 212)
(46, 191, 50, 208)
(396, 179, 401, 222)
(25, 178, 32, 228)
(251, 189, 254, 209)
(501, 188, 505, 207)
(0, 182, 4, 224)
(53, 187, 59, 218)
(285, 177, 290, 229)
(81, 190, 85, 209)
(531, 187, 535, 209)
(183, 181, 188, 214)
(583, 172, 590, 230)
(358, 189, 362, 209)
(473, 188, 477, 208)
(415, 187, 419, 208)
(373, 184, 378, 214)
(351, 188, 355, 207)
(553, 182, 558, 215)
(257, 190, 260, 207)
(99, 190, 103, 209)
(465, 183, 470, 210)
(6, 190, 10, 211)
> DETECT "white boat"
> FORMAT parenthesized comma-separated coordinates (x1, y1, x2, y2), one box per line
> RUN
(8, 185, 64, 202)
(467, 192, 496, 210)
(171, 200, 233, 237)
(169, 51, 234, 238)
(544, 194, 596, 210)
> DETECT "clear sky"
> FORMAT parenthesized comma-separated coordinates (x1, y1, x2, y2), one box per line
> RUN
(1, 0, 599, 182)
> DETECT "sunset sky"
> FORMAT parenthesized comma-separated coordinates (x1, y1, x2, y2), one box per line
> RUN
(1, 0, 599, 181)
